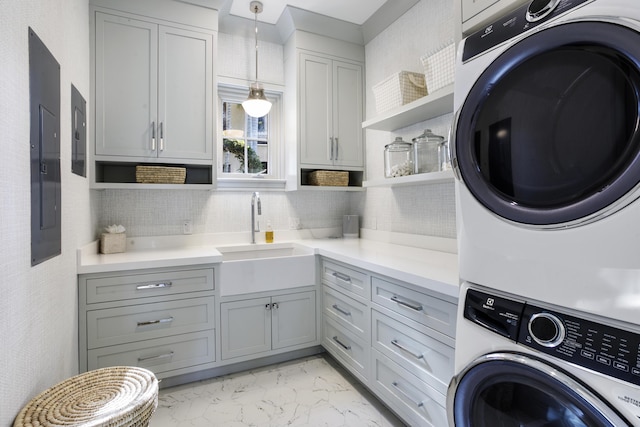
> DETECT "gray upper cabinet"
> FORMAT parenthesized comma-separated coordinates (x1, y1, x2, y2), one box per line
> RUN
(94, 11, 213, 162)
(299, 53, 363, 168)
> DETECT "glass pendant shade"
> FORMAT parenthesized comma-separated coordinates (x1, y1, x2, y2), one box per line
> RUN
(242, 82, 272, 118)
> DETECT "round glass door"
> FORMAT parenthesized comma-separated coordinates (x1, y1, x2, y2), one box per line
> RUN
(455, 21, 640, 227)
(449, 353, 630, 426)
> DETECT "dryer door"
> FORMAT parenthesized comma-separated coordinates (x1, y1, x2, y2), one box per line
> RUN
(447, 352, 631, 427)
(454, 21, 640, 228)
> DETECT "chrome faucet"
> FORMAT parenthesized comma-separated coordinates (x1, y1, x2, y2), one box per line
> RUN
(251, 192, 262, 244)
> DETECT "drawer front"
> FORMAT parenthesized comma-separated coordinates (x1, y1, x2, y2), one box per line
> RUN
(372, 350, 447, 427)
(372, 277, 456, 337)
(372, 310, 454, 395)
(323, 317, 368, 379)
(87, 330, 215, 376)
(322, 285, 368, 340)
(85, 268, 215, 304)
(322, 260, 369, 299)
(87, 297, 215, 349)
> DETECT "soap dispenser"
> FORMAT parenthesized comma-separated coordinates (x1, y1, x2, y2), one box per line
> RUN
(265, 221, 274, 243)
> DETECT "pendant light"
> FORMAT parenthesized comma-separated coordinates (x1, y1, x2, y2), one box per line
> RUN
(242, 1, 272, 118)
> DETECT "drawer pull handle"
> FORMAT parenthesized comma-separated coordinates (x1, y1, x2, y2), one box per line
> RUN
(332, 336, 351, 351)
(391, 339, 424, 360)
(390, 295, 423, 312)
(332, 304, 351, 316)
(137, 316, 174, 327)
(333, 272, 352, 283)
(136, 282, 172, 290)
(392, 381, 426, 408)
(138, 351, 174, 363)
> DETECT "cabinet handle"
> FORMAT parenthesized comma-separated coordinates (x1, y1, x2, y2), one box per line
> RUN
(330, 137, 334, 160)
(151, 121, 156, 150)
(138, 351, 174, 363)
(332, 272, 352, 283)
(392, 381, 427, 408)
(332, 304, 351, 317)
(159, 122, 164, 151)
(332, 336, 351, 350)
(390, 295, 423, 312)
(265, 303, 272, 310)
(136, 282, 172, 290)
(272, 302, 279, 310)
(137, 316, 174, 327)
(335, 137, 339, 160)
(391, 339, 424, 360)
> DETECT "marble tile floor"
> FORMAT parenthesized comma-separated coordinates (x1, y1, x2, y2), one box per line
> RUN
(149, 354, 407, 427)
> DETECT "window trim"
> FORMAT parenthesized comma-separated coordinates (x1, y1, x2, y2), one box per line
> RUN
(217, 82, 285, 190)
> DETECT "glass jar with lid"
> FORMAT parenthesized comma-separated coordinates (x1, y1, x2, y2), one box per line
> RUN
(412, 129, 444, 173)
(384, 137, 414, 178)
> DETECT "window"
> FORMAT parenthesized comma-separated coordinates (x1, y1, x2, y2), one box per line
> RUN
(218, 85, 282, 187)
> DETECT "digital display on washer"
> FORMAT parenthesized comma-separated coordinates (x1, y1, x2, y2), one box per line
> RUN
(519, 305, 640, 387)
(462, 0, 592, 61)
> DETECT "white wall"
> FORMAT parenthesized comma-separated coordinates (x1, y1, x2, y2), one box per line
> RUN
(0, 0, 92, 424)
(354, 0, 457, 238)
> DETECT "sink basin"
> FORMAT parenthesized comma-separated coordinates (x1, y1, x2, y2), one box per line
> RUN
(218, 242, 314, 261)
(218, 243, 316, 296)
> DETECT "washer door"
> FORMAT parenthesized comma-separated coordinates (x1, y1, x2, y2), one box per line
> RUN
(447, 353, 631, 426)
(455, 21, 640, 228)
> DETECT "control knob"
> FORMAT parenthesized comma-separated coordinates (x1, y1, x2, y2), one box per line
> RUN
(526, 0, 560, 22)
(528, 312, 565, 347)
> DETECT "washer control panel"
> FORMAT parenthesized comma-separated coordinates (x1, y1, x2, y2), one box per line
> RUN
(465, 288, 640, 387)
(462, 0, 592, 61)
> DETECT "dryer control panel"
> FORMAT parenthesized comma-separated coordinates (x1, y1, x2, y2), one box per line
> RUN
(465, 288, 640, 387)
(463, 0, 592, 61)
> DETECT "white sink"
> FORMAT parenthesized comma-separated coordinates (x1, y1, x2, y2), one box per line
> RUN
(218, 243, 316, 296)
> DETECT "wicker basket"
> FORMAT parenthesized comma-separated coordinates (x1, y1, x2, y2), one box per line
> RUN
(372, 71, 427, 114)
(421, 42, 456, 93)
(308, 170, 349, 186)
(13, 366, 159, 427)
(136, 165, 186, 184)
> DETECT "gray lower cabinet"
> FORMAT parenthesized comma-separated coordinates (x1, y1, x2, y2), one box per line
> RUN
(220, 290, 317, 360)
(79, 265, 216, 379)
(320, 257, 457, 427)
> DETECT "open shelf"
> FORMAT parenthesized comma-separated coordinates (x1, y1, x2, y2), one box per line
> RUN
(362, 84, 454, 131)
(363, 169, 454, 188)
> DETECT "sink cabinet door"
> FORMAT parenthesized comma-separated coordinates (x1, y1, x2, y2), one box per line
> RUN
(220, 297, 272, 360)
(272, 291, 316, 350)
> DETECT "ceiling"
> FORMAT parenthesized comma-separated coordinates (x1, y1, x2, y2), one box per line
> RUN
(225, 0, 388, 25)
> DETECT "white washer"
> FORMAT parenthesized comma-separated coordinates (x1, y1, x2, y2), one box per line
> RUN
(450, 0, 640, 425)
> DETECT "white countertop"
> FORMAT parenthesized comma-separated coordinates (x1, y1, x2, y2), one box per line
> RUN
(77, 230, 459, 298)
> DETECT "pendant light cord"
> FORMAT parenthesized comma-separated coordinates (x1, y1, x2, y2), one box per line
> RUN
(254, 5, 259, 83)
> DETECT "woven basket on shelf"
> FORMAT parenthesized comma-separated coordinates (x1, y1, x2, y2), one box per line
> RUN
(372, 71, 427, 114)
(13, 366, 159, 427)
(421, 42, 456, 93)
(308, 170, 349, 186)
(136, 165, 186, 184)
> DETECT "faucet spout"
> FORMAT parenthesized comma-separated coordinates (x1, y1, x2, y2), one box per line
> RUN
(251, 192, 261, 244)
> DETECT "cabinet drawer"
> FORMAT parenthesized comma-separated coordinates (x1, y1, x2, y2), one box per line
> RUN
(372, 310, 454, 395)
(87, 297, 215, 349)
(372, 350, 447, 427)
(84, 268, 214, 304)
(87, 330, 215, 376)
(322, 285, 368, 341)
(322, 260, 369, 299)
(323, 317, 368, 380)
(372, 277, 456, 337)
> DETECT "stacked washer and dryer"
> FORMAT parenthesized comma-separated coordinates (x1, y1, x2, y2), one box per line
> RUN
(449, 0, 640, 425)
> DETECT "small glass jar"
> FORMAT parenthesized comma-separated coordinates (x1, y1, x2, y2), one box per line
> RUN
(412, 129, 444, 173)
(384, 137, 414, 178)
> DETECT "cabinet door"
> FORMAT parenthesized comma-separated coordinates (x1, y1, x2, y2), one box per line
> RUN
(95, 13, 158, 158)
(299, 53, 332, 166)
(220, 297, 271, 360)
(332, 61, 363, 168)
(158, 26, 213, 160)
(272, 291, 316, 350)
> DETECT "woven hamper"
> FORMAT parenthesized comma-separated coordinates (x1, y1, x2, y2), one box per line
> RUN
(135, 165, 186, 184)
(308, 170, 349, 186)
(372, 71, 427, 114)
(421, 42, 456, 93)
(13, 366, 159, 427)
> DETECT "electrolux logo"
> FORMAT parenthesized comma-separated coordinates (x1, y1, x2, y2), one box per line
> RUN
(486, 298, 494, 307)
(482, 297, 496, 311)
